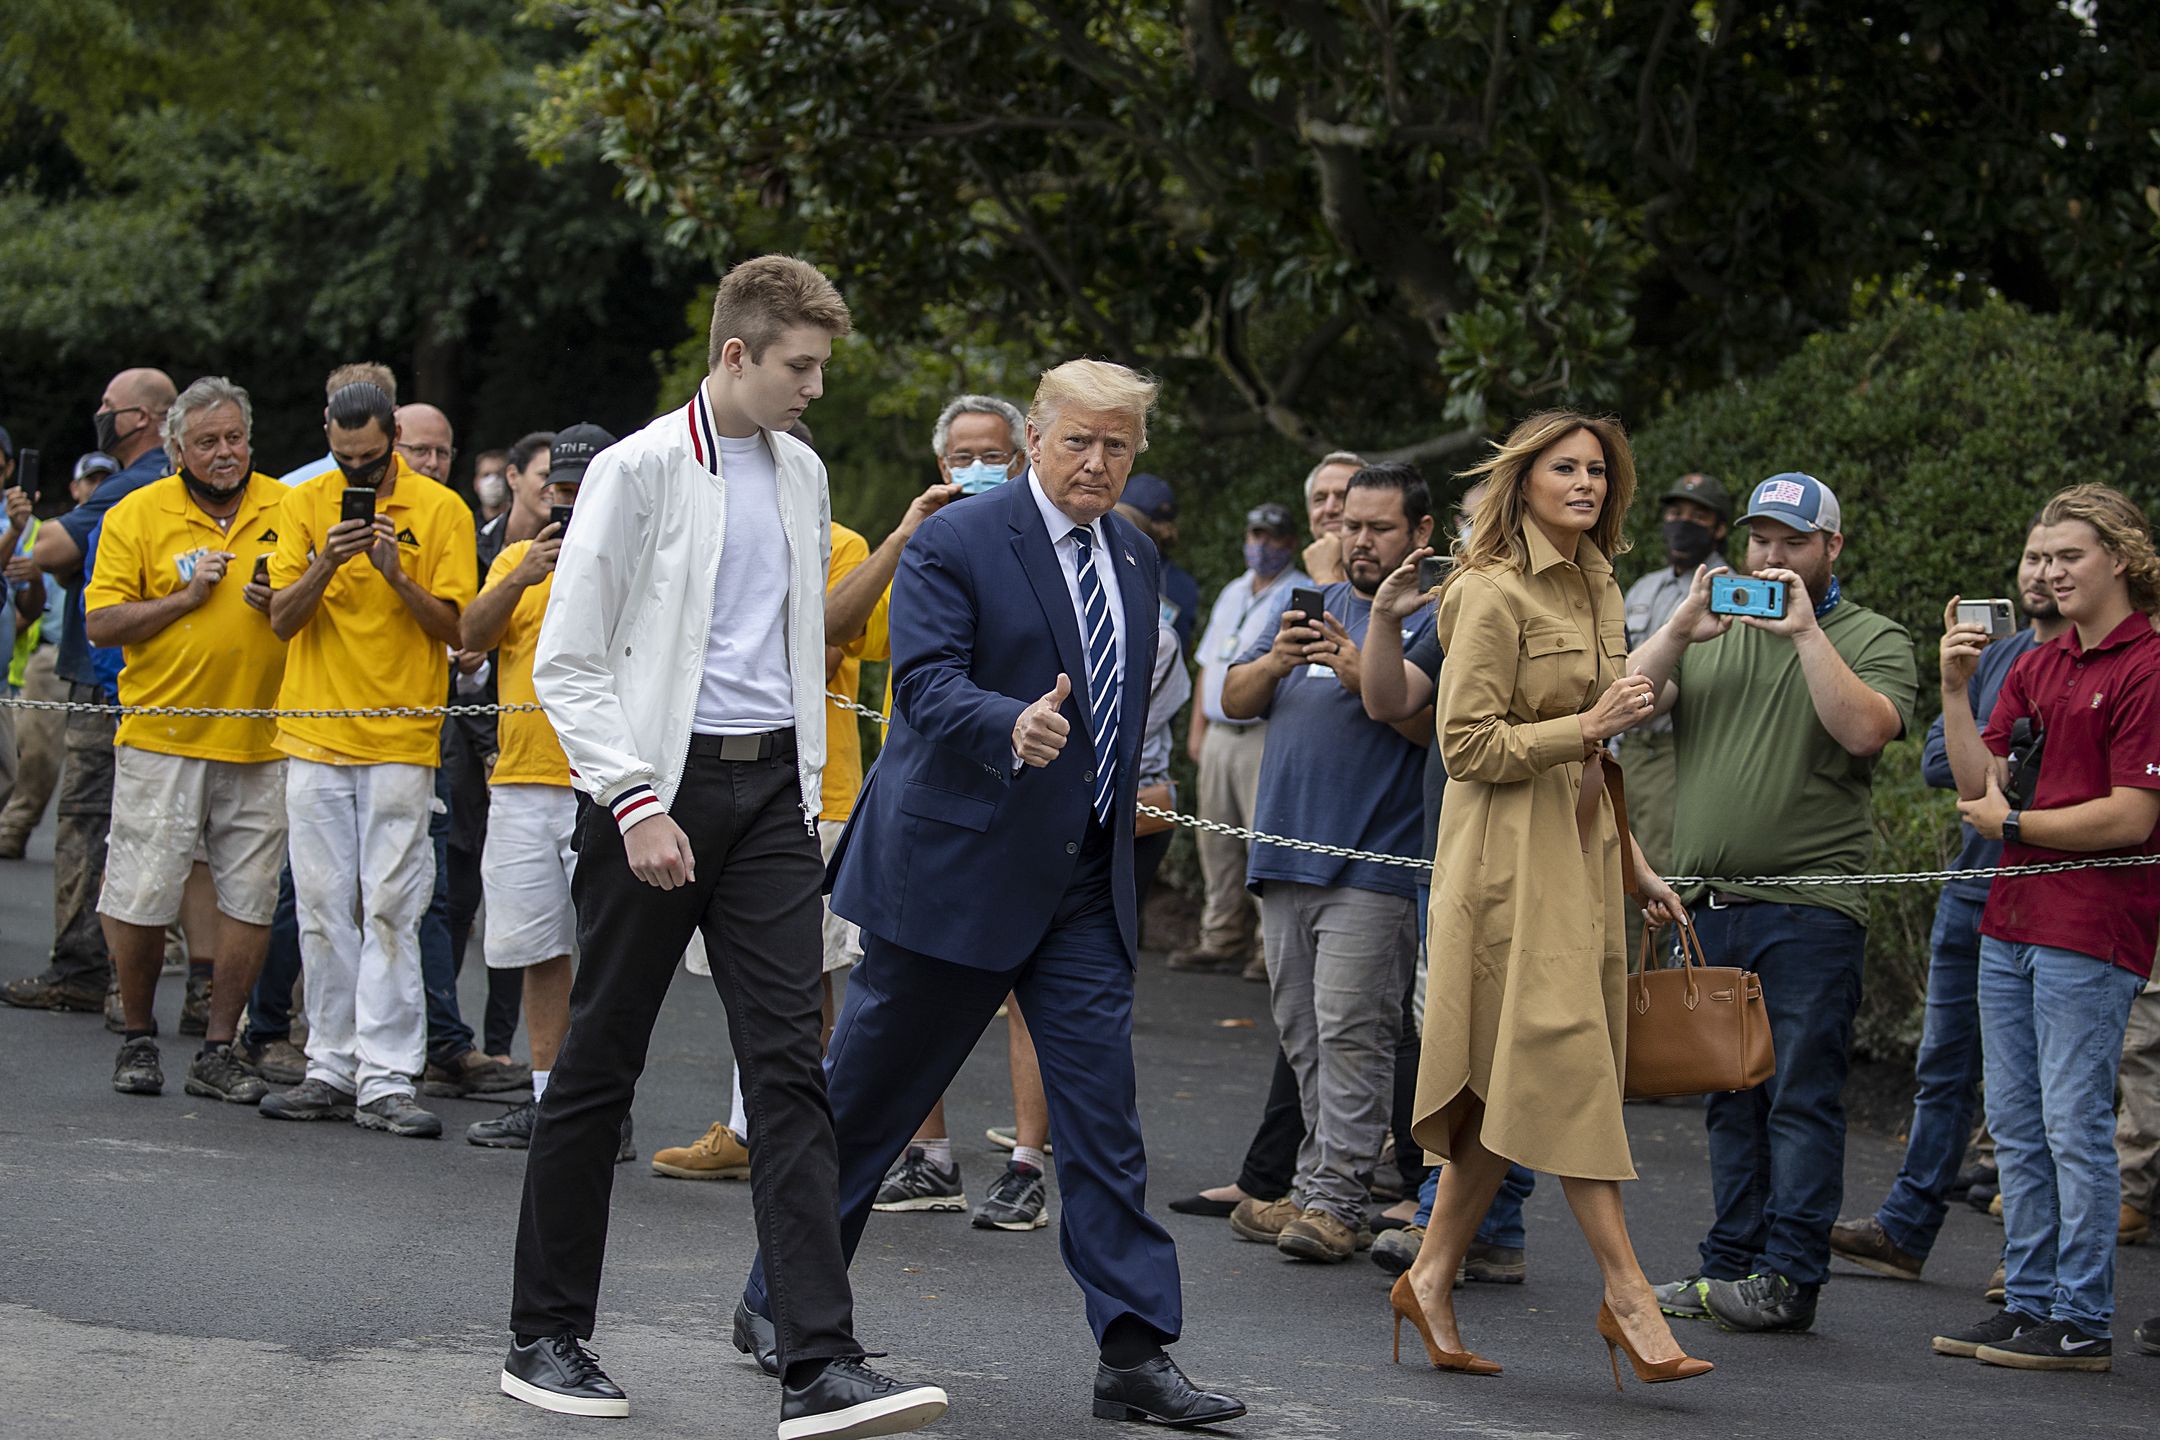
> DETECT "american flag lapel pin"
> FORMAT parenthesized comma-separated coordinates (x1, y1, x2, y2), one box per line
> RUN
(1125, 549, 1137, 565)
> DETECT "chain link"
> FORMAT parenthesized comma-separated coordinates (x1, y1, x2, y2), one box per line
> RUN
(11, 691, 2155, 888)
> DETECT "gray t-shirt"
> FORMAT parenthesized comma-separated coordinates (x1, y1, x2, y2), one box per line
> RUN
(1406, 627, 1446, 862)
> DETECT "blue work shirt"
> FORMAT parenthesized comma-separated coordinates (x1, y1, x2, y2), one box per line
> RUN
(56, 445, 167, 693)
(1237, 581, 1436, 900)
(1925, 626, 2041, 902)
(1159, 560, 1200, 656)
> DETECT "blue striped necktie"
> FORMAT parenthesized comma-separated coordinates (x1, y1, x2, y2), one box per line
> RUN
(1070, 525, 1121, 826)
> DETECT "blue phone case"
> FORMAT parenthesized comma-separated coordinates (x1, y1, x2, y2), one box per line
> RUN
(1709, 574, 1785, 619)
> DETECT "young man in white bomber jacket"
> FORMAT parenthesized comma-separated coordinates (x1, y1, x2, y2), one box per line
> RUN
(499, 256, 947, 1440)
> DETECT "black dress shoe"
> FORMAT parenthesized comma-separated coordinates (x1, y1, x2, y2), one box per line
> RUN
(499, 1334, 628, 1417)
(734, 1298, 780, 1377)
(1165, 1194, 1238, 1219)
(1093, 1354, 1247, 1427)
(778, 1357, 947, 1439)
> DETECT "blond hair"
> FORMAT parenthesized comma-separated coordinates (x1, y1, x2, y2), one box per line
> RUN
(708, 255, 852, 368)
(2037, 482, 2160, 615)
(1027, 360, 1160, 453)
(326, 363, 396, 404)
(1451, 410, 1637, 582)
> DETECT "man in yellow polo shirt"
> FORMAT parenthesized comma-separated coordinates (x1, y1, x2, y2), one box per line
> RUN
(260, 379, 476, 1139)
(84, 376, 289, 1105)
(457, 422, 620, 1154)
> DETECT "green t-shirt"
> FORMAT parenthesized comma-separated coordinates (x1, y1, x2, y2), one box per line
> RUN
(1668, 600, 1920, 924)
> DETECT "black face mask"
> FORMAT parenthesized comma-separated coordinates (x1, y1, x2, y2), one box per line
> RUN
(1662, 518, 1717, 565)
(337, 450, 390, 489)
(179, 464, 245, 506)
(93, 408, 131, 456)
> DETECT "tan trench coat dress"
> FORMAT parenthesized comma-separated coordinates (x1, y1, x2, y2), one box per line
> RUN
(1411, 524, 1636, 1181)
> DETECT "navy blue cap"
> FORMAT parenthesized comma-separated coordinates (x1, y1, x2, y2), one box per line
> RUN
(548, 422, 617, 485)
(1120, 472, 1176, 521)
(1741, 472, 1842, 534)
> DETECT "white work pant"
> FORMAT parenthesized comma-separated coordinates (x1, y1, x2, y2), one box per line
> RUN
(286, 758, 435, 1106)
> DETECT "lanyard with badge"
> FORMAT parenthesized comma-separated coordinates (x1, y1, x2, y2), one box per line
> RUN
(1221, 576, 1290, 663)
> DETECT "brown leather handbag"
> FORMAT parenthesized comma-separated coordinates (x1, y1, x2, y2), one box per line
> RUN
(1134, 782, 1175, 838)
(1624, 922, 1776, 1099)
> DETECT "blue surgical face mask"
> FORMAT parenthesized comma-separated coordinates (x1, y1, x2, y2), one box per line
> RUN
(950, 461, 1008, 495)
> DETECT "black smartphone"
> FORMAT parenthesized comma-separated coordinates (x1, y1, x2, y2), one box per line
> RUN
(252, 555, 270, 586)
(549, 504, 573, 537)
(15, 448, 38, 502)
(340, 486, 377, 526)
(1288, 586, 1326, 628)
(1416, 554, 1453, 592)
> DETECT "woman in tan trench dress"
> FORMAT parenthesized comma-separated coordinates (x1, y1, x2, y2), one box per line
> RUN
(1386, 412, 1712, 1389)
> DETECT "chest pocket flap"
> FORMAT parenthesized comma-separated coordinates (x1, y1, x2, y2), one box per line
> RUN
(1598, 620, 1629, 659)
(1522, 618, 1587, 658)
(898, 779, 996, 833)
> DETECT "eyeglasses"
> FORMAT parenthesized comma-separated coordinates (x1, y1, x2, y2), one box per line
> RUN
(946, 450, 1013, 467)
(398, 443, 457, 464)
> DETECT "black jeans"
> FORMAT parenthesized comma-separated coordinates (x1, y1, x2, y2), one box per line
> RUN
(511, 745, 858, 1363)
(50, 686, 116, 987)
(244, 866, 301, 1047)
(1236, 973, 1429, 1199)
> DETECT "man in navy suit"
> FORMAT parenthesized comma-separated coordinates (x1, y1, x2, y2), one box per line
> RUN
(736, 360, 1246, 1428)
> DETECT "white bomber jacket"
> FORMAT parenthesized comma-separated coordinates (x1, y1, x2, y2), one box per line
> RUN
(533, 388, 829, 835)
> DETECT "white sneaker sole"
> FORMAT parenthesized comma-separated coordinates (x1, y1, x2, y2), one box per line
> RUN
(777, 1386, 949, 1440)
(500, 1368, 629, 1417)
(972, 1210, 1050, 1232)
(872, 1195, 966, 1213)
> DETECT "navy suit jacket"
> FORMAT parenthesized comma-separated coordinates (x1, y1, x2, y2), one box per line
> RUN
(828, 473, 1160, 971)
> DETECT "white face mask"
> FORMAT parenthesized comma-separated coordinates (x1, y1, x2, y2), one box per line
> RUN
(475, 472, 509, 508)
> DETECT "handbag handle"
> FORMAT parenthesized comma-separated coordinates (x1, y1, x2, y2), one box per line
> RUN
(1633, 919, 1704, 1008)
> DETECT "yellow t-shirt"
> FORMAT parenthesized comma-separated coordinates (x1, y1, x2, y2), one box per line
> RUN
(821, 524, 872, 822)
(269, 457, 477, 767)
(83, 473, 290, 763)
(484, 540, 569, 787)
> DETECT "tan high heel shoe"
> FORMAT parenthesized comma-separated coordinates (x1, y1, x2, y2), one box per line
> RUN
(1597, 1302, 1714, 1391)
(1390, 1274, 1503, 1376)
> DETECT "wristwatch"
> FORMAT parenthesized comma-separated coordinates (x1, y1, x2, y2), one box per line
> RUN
(2002, 810, 2022, 845)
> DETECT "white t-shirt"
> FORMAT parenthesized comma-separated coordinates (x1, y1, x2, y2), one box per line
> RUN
(693, 432, 796, 734)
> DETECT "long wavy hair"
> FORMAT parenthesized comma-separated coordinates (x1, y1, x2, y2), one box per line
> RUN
(1448, 411, 1637, 586)
(2037, 482, 2160, 615)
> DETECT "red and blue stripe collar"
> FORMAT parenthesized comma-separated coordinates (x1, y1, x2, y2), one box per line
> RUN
(685, 384, 721, 475)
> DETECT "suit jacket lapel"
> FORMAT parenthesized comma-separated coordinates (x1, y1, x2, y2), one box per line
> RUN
(1008, 477, 1093, 735)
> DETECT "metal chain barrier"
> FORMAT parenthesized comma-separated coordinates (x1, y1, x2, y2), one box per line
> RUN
(9, 690, 2156, 887)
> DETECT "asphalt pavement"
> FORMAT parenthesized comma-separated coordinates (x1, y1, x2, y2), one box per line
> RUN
(3, 813, 2156, 1440)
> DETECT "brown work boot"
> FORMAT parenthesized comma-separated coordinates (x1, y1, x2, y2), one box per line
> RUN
(180, 972, 212, 1036)
(651, 1122, 753, 1180)
(0, 970, 106, 1013)
(1228, 1196, 1299, 1244)
(2123, 1204, 2150, 1246)
(1829, 1215, 1924, 1280)
(1276, 1207, 1368, 1263)
(421, 1050, 533, 1097)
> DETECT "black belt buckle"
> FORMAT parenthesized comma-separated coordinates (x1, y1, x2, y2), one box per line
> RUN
(692, 727, 795, 762)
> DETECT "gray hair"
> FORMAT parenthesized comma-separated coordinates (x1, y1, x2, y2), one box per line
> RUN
(930, 393, 1025, 458)
(163, 376, 253, 457)
(1303, 449, 1366, 505)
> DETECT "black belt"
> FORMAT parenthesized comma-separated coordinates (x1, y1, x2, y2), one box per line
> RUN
(688, 728, 796, 762)
(1705, 890, 1761, 909)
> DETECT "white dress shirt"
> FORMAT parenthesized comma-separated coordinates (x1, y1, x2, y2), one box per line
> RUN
(1027, 469, 1128, 683)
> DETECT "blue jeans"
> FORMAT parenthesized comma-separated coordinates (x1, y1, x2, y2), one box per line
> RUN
(1413, 1162, 1536, 1249)
(1875, 887, 1987, 1258)
(1693, 901, 1866, 1288)
(1979, 937, 2144, 1332)
(419, 765, 474, 1066)
(244, 866, 302, 1048)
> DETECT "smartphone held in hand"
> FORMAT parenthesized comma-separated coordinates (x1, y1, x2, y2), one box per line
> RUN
(16, 448, 39, 502)
(1955, 597, 2016, 640)
(1708, 574, 1785, 619)
(1289, 586, 1327, 627)
(1416, 555, 1453, 593)
(341, 486, 377, 526)
(550, 504, 574, 537)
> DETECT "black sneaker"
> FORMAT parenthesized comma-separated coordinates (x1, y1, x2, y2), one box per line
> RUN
(185, 1043, 269, 1104)
(1932, 1307, 2039, 1358)
(2134, 1316, 2160, 1356)
(112, 1037, 163, 1095)
(733, 1299, 780, 1377)
(1975, 1318, 2112, 1372)
(616, 1113, 636, 1165)
(260, 1076, 356, 1121)
(1968, 1179, 2000, 1212)
(1950, 1162, 1996, 1203)
(500, 1334, 628, 1417)
(873, 1146, 965, 1213)
(972, 1161, 1049, 1231)
(468, 1101, 539, 1148)
(1703, 1271, 1819, 1333)
(355, 1092, 442, 1138)
(778, 1357, 947, 1440)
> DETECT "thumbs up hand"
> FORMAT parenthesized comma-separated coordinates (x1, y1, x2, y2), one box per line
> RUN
(1013, 673, 1074, 768)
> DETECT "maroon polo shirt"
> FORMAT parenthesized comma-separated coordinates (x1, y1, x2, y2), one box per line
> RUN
(1980, 612, 2160, 977)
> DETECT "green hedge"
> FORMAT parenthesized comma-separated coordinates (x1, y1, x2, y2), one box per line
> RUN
(1628, 299, 2160, 1060)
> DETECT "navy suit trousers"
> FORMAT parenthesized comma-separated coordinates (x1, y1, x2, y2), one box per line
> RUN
(746, 824, 1184, 1346)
